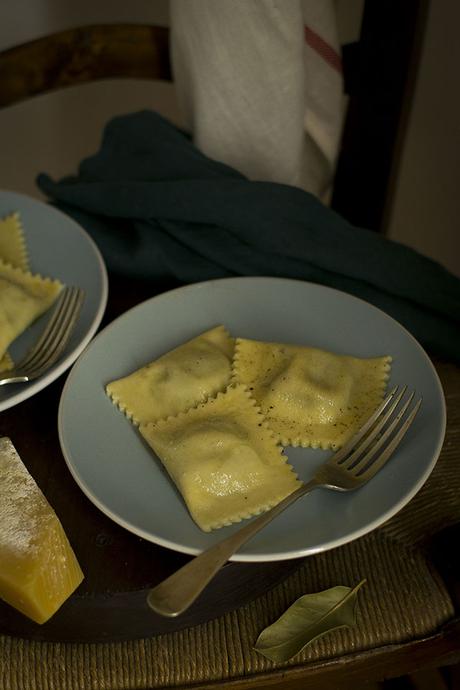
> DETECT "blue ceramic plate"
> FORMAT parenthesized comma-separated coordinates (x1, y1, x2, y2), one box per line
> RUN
(0, 189, 108, 412)
(58, 277, 446, 562)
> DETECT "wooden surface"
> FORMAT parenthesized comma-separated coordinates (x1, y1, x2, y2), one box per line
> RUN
(0, 25, 171, 108)
(182, 620, 460, 690)
(333, 0, 429, 232)
(0, 277, 307, 642)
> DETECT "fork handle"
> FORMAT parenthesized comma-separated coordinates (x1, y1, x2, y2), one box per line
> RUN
(147, 479, 320, 618)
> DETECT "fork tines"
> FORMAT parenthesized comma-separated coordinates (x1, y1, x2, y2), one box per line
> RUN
(334, 386, 422, 478)
(16, 286, 85, 377)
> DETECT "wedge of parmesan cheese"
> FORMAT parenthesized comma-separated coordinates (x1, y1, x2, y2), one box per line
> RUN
(0, 437, 84, 624)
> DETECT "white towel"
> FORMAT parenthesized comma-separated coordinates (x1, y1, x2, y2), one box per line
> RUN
(170, 0, 344, 199)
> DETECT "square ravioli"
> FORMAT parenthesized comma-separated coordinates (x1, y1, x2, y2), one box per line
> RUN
(106, 326, 235, 425)
(0, 351, 13, 373)
(0, 212, 30, 371)
(139, 384, 300, 531)
(232, 338, 391, 449)
(0, 212, 28, 271)
(0, 259, 63, 364)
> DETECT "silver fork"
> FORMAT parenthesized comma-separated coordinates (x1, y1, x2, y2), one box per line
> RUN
(0, 286, 85, 385)
(147, 386, 422, 617)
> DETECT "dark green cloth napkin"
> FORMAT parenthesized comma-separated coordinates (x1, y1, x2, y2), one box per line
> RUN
(37, 110, 460, 361)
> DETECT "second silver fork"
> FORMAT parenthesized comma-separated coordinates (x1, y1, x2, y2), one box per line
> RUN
(0, 286, 85, 385)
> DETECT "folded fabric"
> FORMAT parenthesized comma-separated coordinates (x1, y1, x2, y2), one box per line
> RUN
(170, 0, 344, 199)
(37, 110, 460, 362)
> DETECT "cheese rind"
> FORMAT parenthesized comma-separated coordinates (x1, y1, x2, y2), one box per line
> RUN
(0, 437, 84, 624)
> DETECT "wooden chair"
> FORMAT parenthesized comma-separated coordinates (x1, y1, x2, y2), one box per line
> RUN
(1, 7, 459, 690)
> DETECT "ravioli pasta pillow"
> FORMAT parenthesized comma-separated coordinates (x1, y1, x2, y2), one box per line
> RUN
(139, 384, 301, 532)
(0, 259, 63, 364)
(233, 337, 391, 449)
(0, 212, 28, 271)
(106, 325, 234, 425)
(0, 212, 30, 371)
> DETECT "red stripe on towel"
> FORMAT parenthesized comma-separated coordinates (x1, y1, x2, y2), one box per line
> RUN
(304, 24, 342, 73)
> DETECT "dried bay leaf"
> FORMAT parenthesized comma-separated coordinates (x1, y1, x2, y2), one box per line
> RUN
(254, 579, 366, 663)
